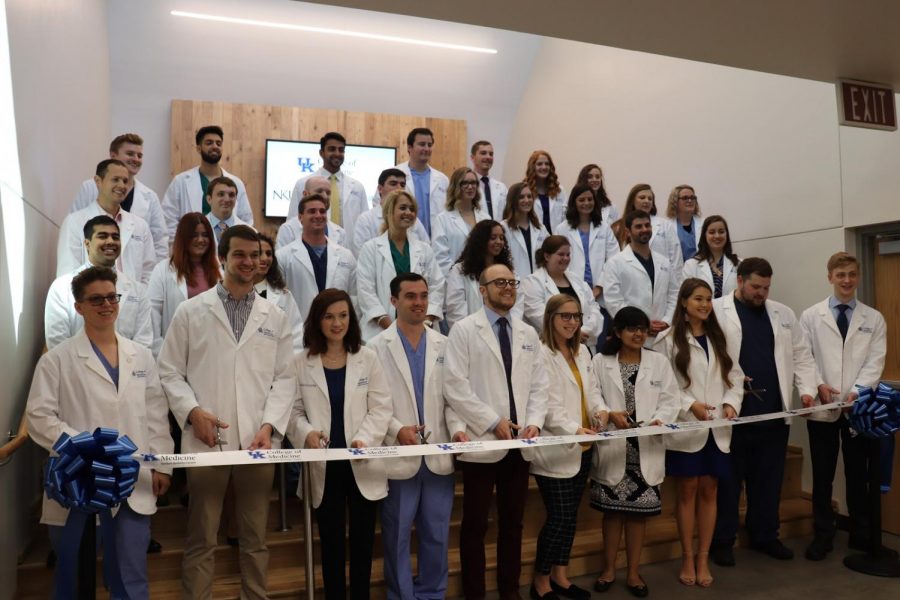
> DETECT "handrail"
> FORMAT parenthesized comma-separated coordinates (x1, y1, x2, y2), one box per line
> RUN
(0, 413, 28, 465)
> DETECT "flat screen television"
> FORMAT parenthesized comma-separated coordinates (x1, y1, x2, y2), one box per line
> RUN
(264, 138, 398, 218)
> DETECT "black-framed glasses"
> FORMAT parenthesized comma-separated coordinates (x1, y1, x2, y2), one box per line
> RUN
(484, 278, 520, 289)
(82, 293, 122, 306)
(554, 312, 583, 322)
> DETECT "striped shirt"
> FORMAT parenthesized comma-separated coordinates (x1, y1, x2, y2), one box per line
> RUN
(216, 282, 255, 341)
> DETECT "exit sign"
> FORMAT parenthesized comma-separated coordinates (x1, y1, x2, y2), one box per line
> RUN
(837, 79, 896, 131)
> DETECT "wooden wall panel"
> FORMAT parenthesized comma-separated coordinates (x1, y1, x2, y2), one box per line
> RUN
(170, 100, 468, 234)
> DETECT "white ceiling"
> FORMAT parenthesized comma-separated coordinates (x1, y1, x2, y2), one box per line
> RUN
(304, 0, 900, 88)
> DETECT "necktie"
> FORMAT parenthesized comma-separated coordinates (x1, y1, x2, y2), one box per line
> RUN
(329, 173, 342, 227)
(216, 221, 228, 243)
(496, 317, 518, 426)
(481, 176, 493, 218)
(836, 304, 850, 341)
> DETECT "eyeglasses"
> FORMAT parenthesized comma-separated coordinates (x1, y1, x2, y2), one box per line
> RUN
(680, 195, 698, 202)
(484, 278, 520, 289)
(460, 180, 479, 187)
(554, 312, 583, 322)
(623, 325, 648, 333)
(82, 293, 122, 306)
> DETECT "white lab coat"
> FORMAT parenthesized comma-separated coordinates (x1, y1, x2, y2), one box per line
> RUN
(514, 268, 604, 347)
(530, 347, 608, 478)
(555, 220, 621, 288)
(682, 256, 739, 298)
(431, 208, 491, 275)
(533, 188, 567, 234)
(601, 203, 620, 225)
(351, 206, 429, 257)
(158, 288, 296, 453)
(396, 161, 449, 236)
(649, 214, 683, 275)
(147, 260, 191, 359)
(800, 299, 886, 422)
(652, 327, 745, 452)
(713, 292, 818, 418)
(275, 218, 345, 250)
(356, 233, 445, 341)
(57, 203, 156, 285)
(70, 178, 168, 261)
(590, 351, 680, 487)
(26, 331, 173, 526)
(161, 167, 253, 239)
(443, 309, 549, 463)
(368, 325, 459, 479)
(255, 282, 305, 354)
(503, 221, 549, 278)
(286, 168, 370, 251)
(444, 263, 483, 331)
(479, 176, 508, 221)
(275, 238, 357, 320)
(598, 245, 680, 325)
(287, 347, 392, 507)
(45, 263, 152, 351)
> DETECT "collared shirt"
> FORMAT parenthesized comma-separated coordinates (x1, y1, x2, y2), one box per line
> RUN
(207, 212, 236, 242)
(829, 295, 857, 325)
(410, 167, 432, 236)
(398, 328, 427, 425)
(483, 305, 512, 346)
(216, 282, 255, 341)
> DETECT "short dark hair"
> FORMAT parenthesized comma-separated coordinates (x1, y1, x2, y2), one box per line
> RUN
(71, 266, 117, 302)
(406, 127, 434, 147)
(320, 132, 346, 150)
(109, 133, 143, 154)
(218, 224, 259, 259)
(390, 272, 427, 298)
(195, 125, 223, 145)
(207, 176, 237, 198)
(736, 257, 772, 279)
(470, 140, 492, 155)
(378, 168, 406, 186)
(624, 209, 651, 229)
(600, 307, 651, 356)
(298, 193, 327, 215)
(83, 215, 119, 240)
(96, 158, 128, 178)
(535, 235, 571, 269)
(303, 289, 362, 355)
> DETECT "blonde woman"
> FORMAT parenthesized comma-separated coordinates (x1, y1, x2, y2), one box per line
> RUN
(432, 167, 491, 275)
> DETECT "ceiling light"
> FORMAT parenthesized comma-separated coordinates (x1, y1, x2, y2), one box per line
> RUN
(171, 10, 498, 55)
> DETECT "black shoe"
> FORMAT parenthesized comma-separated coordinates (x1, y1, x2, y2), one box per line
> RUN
(710, 546, 736, 567)
(753, 539, 794, 560)
(549, 580, 591, 600)
(805, 537, 833, 561)
(626, 581, 649, 598)
(226, 537, 239, 547)
(529, 585, 560, 600)
(593, 578, 614, 593)
(848, 536, 900, 558)
(147, 538, 162, 554)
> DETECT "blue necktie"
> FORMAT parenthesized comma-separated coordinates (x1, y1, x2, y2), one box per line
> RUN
(496, 317, 518, 426)
(836, 304, 850, 341)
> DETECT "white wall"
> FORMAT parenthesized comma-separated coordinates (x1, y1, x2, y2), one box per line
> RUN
(106, 0, 540, 198)
(1, 1, 110, 596)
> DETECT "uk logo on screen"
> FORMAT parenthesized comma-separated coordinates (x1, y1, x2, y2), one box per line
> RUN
(297, 157, 315, 172)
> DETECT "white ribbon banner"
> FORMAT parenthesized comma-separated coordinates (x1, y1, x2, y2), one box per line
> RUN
(136, 402, 849, 469)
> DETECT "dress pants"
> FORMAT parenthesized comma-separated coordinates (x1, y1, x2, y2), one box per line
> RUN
(534, 450, 592, 574)
(713, 423, 789, 548)
(807, 418, 871, 541)
(315, 460, 378, 600)
(460, 450, 530, 600)
(382, 460, 456, 600)
(182, 464, 275, 600)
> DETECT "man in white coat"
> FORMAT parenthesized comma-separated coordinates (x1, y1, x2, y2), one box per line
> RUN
(46, 215, 152, 349)
(27, 266, 172, 599)
(161, 125, 253, 239)
(351, 168, 428, 256)
(369, 273, 461, 600)
(204, 176, 251, 244)
(444, 263, 549, 600)
(158, 225, 296, 599)
(598, 209, 679, 342)
(709, 257, 818, 566)
(396, 127, 449, 239)
(471, 140, 508, 221)
(57, 159, 156, 284)
(275, 175, 347, 249)
(277, 193, 356, 320)
(799, 252, 887, 560)
(69, 133, 168, 261)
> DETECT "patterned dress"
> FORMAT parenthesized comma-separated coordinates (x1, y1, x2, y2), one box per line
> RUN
(590, 361, 662, 515)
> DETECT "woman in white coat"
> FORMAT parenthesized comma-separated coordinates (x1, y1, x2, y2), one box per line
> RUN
(356, 190, 444, 341)
(444, 219, 513, 330)
(664, 185, 704, 264)
(147, 213, 220, 357)
(653, 278, 743, 588)
(590, 307, 680, 596)
(530, 294, 609, 600)
(288, 289, 392, 600)
(516, 235, 603, 348)
(254, 233, 304, 353)
(502, 182, 549, 278)
(431, 167, 491, 275)
(525, 150, 567, 234)
(575, 163, 620, 224)
(612, 184, 682, 274)
(682, 216, 739, 299)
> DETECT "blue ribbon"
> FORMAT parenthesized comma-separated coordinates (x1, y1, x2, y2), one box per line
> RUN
(850, 383, 900, 439)
(44, 428, 140, 599)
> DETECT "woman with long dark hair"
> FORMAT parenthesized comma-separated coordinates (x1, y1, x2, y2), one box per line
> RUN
(575, 163, 619, 223)
(253, 233, 304, 352)
(502, 182, 549, 278)
(682, 216, 739, 298)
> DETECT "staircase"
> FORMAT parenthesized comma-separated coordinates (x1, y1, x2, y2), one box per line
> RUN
(15, 446, 813, 599)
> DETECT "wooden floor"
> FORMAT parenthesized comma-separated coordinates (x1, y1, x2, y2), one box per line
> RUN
(14, 447, 814, 599)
